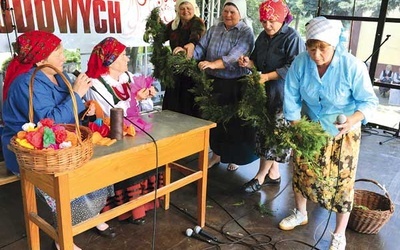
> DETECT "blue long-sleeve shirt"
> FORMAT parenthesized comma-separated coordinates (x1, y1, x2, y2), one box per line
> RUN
(2, 68, 85, 173)
(193, 21, 254, 79)
(284, 48, 379, 137)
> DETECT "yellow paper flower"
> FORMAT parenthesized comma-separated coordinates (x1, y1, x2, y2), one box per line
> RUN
(16, 138, 34, 149)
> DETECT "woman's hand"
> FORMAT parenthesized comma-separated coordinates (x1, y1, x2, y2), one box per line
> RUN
(198, 61, 215, 71)
(173, 46, 186, 55)
(183, 43, 195, 58)
(238, 55, 250, 68)
(86, 102, 96, 116)
(334, 111, 364, 139)
(73, 73, 92, 97)
(136, 86, 157, 100)
(259, 73, 269, 84)
(148, 86, 157, 97)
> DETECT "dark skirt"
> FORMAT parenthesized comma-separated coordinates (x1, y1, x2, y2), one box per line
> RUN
(101, 169, 164, 221)
(209, 77, 258, 165)
(162, 75, 200, 117)
(255, 112, 291, 163)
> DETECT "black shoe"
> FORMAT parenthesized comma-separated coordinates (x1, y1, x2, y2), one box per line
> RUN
(263, 175, 281, 185)
(96, 226, 117, 238)
(242, 178, 261, 193)
(128, 217, 145, 225)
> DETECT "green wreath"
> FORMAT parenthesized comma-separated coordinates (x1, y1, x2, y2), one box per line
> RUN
(144, 8, 330, 169)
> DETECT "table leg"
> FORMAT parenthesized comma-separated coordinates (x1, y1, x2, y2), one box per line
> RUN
(197, 130, 210, 227)
(20, 168, 40, 250)
(54, 174, 74, 250)
(164, 163, 171, 209)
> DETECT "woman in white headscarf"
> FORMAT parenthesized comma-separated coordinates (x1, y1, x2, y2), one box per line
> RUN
(162, 0, 205, 117)
(280, 16, 378, 250)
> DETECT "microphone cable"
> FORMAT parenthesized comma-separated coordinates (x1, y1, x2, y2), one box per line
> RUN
(87, 84, 160, 250)
(311, 133, 345, 249)
(169, 166, 293, 249)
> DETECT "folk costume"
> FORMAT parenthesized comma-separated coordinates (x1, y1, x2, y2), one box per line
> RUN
(193, 0, 258, 166)
(2, 30, 113, 226)
(85, 37, 163, 224)
(252, 0, 305, 162)
(162, 0, 206, 117)
(284, 16, 379, 213)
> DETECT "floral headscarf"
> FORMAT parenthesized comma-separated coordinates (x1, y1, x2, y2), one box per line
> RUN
(3, 31, 61, 100)
(86, 37, 126, 79)
(259, 0, 293, 24)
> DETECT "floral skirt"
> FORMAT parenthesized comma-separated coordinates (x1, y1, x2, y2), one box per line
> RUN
(37, 186, 114, 226)
(292, 128, 361, 213)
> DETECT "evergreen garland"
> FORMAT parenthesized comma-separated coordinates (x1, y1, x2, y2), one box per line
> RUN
(143, 8, 175, 88)
(144, 7, 330, 166)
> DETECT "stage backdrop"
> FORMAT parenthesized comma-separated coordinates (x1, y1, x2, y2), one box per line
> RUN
(0, 0, 177, 53)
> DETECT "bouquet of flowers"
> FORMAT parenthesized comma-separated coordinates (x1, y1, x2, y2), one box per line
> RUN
(15, 118, 79, 150)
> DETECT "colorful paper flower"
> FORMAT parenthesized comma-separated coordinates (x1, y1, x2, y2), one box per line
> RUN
(16, 118, 78, 150)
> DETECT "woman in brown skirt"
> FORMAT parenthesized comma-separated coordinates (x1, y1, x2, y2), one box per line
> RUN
(281, 16, 378, 250)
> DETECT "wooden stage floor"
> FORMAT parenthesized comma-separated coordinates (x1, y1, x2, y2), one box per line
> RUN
(1, 127, 399, 250)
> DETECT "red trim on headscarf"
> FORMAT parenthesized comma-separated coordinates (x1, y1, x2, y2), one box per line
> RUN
(86, 37, 126, 79)
(2, 31, 61, 101)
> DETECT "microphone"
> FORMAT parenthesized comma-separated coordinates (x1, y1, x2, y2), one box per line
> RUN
(336, 114, 347, 125)
(194, 225, 219, 243)
(185, 228, 213, 244)
(72, 69, 81, 77)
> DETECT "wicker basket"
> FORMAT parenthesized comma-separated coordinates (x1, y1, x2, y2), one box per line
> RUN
(348, 178, 395, 234)
(8, 64, 93, 174)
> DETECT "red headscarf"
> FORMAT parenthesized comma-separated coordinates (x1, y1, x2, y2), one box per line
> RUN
(86, 37, 126, 79)
(3, 31, 61, 101)
(259, 0, 293, 24)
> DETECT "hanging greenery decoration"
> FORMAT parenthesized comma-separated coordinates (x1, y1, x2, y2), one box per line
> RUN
(144, 7, 330, 165)
(143, 8, 175, 89)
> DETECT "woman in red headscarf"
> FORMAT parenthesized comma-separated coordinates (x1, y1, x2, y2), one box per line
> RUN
(85, 37, 161, 226)
(238, 0, 305, 193)
(1, 31, 116, 250)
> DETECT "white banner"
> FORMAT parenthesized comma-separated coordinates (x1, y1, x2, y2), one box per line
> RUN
(0, 0, 177, 53)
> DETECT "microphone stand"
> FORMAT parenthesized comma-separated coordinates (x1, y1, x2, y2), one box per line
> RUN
(362, 34, 400, 143)
(364, 34, 391, 64)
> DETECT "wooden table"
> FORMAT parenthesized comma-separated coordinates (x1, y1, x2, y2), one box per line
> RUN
(19, 111, 216, 250)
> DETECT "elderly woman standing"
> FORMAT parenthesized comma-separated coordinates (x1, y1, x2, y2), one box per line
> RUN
(191, 0, 257, 171)
(162, 0, 205, 117)
(239, 0, 305, 192)
(280, 17, 378, 250)
(2, 31, 115, 250)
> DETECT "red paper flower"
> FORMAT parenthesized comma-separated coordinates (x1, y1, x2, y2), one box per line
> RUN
(55, 129, 67, 144)
(25, 127, 45, 149)
(40, 118, 55, 127)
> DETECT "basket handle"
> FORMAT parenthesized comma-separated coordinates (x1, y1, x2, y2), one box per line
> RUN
(28, 64, 83, 145)
(355, 178, 393, 211)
